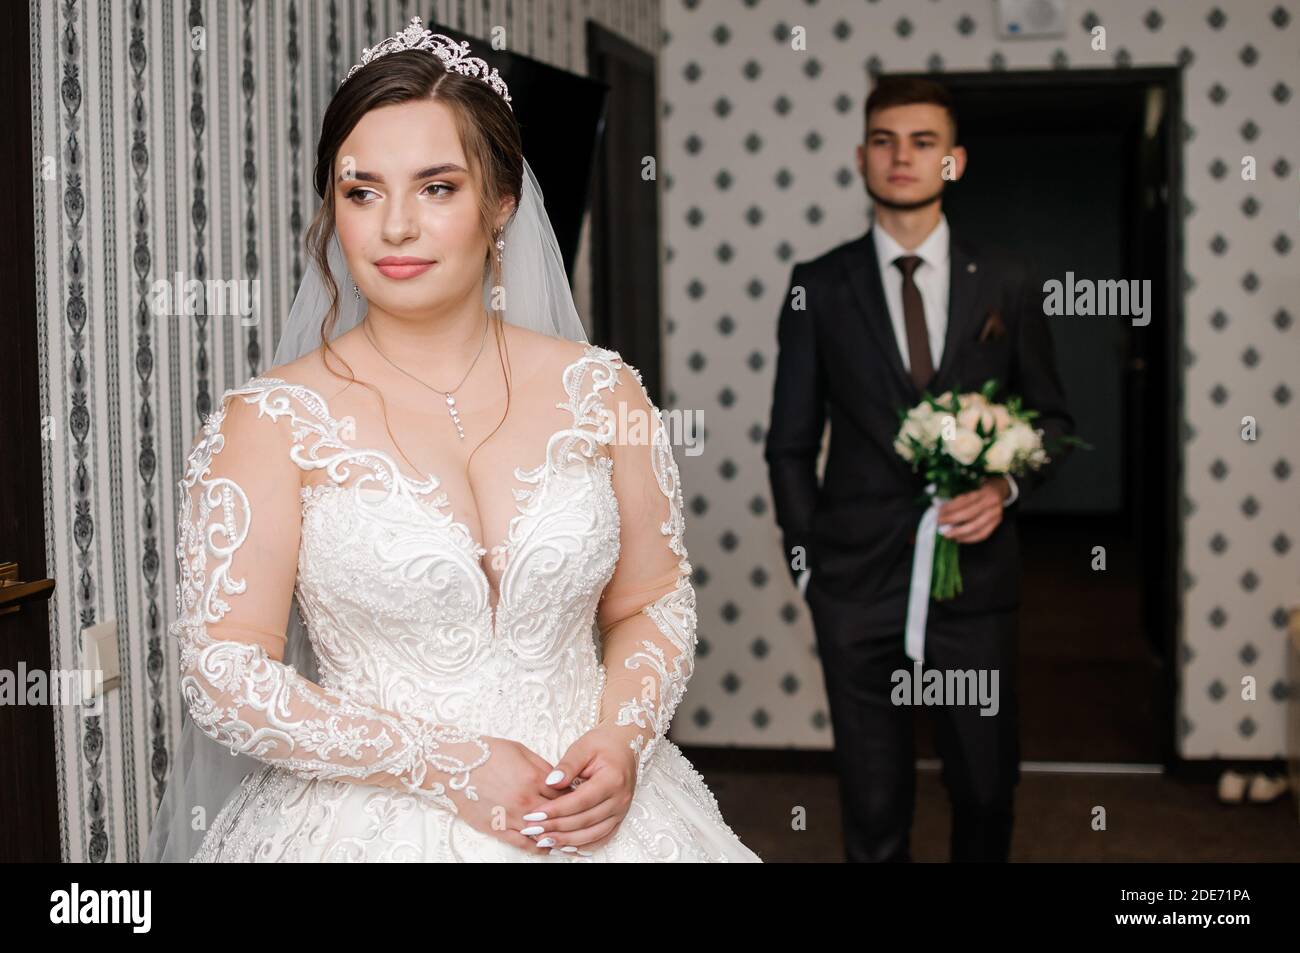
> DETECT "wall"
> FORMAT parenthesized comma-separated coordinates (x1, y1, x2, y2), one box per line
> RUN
(659, 0, 1299, 760)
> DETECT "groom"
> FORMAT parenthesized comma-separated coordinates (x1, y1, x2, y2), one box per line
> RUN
(764, 77, 1073, 862)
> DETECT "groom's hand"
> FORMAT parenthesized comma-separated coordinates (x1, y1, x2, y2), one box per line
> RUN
(937, 477, 1010, 544)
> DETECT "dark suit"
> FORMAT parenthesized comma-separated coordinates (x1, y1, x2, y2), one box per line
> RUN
(764, 226, 1073, 861)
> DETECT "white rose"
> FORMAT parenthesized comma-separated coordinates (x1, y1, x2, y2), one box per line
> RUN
(897, 418, 926, 455)
(957, 404, 995, 435)
(910, 402, 935, 422)
(944, 427, 983, 466)
(1006, 422, 1039, 454)
(921, 412, 952, 447)
(894, 436, 914, 461)
(985, 435, 1016, 473)
(991, 405, 1013, 434)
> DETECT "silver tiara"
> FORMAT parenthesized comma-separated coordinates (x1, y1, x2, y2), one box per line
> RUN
(339, 16, 513, 109)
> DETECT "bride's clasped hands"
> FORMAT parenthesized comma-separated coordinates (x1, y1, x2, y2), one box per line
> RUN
(516, 723, 643, 854)
(437, 724, 639, 856)
(427, 735, 563, 853)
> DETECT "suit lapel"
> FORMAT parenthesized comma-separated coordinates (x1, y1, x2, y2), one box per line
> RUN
(843, 227, 915, 397)
(931, 234, 983, 394)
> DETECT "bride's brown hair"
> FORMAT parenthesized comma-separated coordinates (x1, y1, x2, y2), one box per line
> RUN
(304, 48, 524, 476)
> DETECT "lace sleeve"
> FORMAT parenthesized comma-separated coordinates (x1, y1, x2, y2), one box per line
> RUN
(171, 384, 491, 813)
(593, 357, 697, 785)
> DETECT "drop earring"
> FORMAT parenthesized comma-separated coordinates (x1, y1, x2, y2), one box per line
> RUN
(353, 280, 361, 299)
(495, 230, 505, 265)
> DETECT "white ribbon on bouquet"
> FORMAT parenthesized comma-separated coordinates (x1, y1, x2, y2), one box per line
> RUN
(904, 483, 944, 663)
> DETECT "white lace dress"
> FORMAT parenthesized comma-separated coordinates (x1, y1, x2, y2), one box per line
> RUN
(169, 341, 761, 862)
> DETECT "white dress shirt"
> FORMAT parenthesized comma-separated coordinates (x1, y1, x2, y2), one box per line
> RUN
(792, 214, 1017, 600)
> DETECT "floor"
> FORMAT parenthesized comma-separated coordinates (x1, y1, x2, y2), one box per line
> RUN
(692, 756, 1300, 862)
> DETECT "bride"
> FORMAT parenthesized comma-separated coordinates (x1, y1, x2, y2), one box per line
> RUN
(143, 18, 761, 863)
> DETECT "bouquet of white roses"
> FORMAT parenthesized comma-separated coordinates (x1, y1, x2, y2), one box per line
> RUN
(893, 381, 1050, 601)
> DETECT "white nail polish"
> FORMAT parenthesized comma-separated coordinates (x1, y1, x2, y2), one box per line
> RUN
(520, 825, 544, 836)
(537, 837, 555, 848)
(545, 769, 565, 785)
(561, 845, 578, 852)
(522, 811, 548, 821)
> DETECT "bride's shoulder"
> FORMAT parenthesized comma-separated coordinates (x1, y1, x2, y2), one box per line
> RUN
(504, 331, 657, 422)
(539, 332, 639, 383)
(259, 347, 319, 382)
(552, 339, 648, 406)
(204, 353, 346, 449)
(223, 349, 348, 409)
(571, 341, 647, 395)
(505, 323, 589, 366)
(255, 348, 339, 394)
(503, 325, 614, 386)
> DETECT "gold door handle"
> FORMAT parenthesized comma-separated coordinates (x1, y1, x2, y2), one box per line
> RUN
(0, 561, 56, 617)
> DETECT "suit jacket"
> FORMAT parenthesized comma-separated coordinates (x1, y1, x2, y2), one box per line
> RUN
(764, 226, 1074, 627)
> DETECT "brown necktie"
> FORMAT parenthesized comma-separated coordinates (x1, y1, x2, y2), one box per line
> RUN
(893, 255, 934, 390)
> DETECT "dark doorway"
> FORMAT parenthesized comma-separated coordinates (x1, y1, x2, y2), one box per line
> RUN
(433, 23, 607, 281)
(891, 68, 1183, 766)
(586, 22, 663, 402)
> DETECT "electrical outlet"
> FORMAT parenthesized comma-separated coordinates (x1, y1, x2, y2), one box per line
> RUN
(81, 619, 121, 700)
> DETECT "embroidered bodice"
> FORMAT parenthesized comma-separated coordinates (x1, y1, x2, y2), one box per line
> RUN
(169, 341, 697, 816)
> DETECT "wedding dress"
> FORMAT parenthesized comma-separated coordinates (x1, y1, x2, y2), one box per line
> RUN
(170, 336, 762, 862)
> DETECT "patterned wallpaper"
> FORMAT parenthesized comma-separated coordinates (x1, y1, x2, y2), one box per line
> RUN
(658, 1, 1299, 760)
(31, 0, 660, 863)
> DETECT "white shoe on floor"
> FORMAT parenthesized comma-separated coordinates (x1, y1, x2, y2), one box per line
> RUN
(1217, 769, 1249, 803)
(1245, 773, 1290, 803)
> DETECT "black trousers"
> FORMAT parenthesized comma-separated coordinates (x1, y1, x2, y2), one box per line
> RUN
(805, 574, 1021, 862)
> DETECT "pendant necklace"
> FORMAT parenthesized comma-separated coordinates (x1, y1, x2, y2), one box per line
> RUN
(362, 312, 492, 440)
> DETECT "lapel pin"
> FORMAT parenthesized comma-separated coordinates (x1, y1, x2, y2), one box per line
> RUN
(967, 262, 977, 273)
